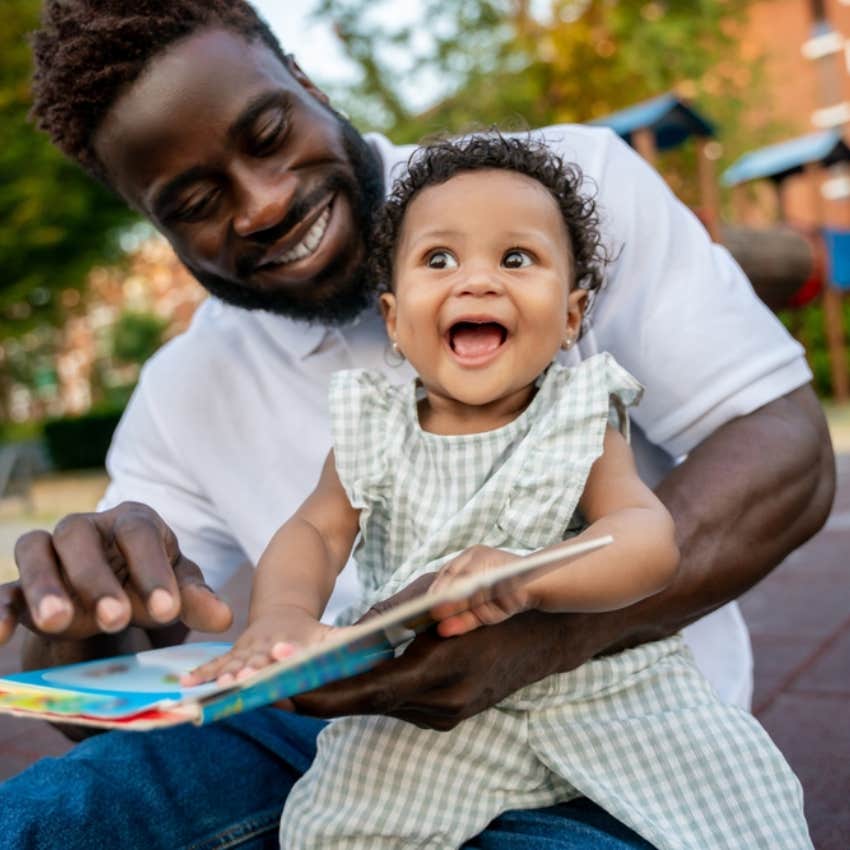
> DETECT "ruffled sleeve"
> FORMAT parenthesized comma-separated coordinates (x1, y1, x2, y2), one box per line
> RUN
(328, 369, 402, 514)
(496, 353, 643, 549)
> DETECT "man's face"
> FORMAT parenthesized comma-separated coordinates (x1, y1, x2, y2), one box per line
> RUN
(93, 28, 383, 324)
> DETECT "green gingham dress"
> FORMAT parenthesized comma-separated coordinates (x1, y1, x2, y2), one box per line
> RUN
(279, 353, 811, 850)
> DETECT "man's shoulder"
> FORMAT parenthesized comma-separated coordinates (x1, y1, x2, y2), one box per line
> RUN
(367, 124, 622, 183)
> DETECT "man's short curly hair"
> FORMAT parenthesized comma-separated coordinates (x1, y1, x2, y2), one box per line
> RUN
(369, 133, 608, 304)
(31, 0, 286, 184)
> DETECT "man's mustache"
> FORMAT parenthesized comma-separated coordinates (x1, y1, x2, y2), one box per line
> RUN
(235, 174, 356, 279)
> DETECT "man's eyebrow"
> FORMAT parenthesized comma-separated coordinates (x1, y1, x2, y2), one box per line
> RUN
(228, 91, 290, 144)
(151, 166, 213, 219)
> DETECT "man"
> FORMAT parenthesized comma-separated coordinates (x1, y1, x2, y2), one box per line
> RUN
(0, 2, 834, 848)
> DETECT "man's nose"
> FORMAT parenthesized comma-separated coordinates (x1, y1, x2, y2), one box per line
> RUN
(231, 165, 298, 238)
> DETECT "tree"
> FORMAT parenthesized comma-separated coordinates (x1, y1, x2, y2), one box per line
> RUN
(315, 0, 764, 184)
(0, 0, 139, 340)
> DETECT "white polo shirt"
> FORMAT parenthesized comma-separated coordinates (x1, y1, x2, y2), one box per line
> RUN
(101, 126, 812, 709)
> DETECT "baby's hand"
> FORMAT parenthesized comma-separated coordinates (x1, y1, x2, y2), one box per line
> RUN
(429, 545, 529, 637)
(180, 613, 334, 687)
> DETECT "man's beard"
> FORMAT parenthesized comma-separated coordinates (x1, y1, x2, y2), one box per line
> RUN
(185, 114, 385, 326)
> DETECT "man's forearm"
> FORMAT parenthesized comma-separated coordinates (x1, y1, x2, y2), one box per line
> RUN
(584, 384, 835, 653)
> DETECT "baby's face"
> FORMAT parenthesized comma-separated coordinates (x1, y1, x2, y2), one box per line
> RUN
(381, 169, 585, 415)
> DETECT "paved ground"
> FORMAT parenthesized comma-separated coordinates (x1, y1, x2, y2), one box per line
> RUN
(0, 432, 847, 848)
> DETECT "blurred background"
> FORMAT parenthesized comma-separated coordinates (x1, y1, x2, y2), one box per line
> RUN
(0, 2, 849, 844)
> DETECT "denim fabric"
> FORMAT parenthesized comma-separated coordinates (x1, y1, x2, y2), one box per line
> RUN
(0, 708, 654, 850)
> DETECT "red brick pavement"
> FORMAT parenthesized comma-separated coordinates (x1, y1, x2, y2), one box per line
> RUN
(0, 455, 847, 848)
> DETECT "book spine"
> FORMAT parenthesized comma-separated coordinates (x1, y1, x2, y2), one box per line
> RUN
(198, 639, 395, 725)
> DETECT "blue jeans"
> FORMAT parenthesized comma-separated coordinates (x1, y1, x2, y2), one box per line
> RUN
(0, 708, 655, 849)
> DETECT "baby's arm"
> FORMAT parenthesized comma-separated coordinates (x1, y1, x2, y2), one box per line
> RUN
(182, 450, 360, 684)
(433, 427, 679, 636)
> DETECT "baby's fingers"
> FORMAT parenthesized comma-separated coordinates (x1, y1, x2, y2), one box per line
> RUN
(180, 652, 238, 687)
(436, 610, 484, 637)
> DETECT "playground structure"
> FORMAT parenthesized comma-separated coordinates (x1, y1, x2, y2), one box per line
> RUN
(592, 93, 850, 404)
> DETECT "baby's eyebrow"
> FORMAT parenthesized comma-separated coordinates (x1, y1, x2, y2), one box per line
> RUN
(407, 228, 462, 243)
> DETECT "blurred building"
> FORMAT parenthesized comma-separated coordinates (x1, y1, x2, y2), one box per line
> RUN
(735, 0, 850, 227)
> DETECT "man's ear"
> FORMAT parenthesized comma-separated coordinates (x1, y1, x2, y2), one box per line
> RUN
(379, 292, 397, 341)
(566, 288, 588, 339)
(284, 54, 330, 105)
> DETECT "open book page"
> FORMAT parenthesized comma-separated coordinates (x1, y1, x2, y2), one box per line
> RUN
(0, 535, 612, 730)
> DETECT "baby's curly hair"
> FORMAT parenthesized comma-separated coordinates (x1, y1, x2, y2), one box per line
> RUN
(369, 133, 608, 304)
(30, 0, 286, 185)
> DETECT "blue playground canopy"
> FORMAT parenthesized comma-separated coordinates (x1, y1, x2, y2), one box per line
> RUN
(722, 130, 850, 186)
(589, 93, 715, 151)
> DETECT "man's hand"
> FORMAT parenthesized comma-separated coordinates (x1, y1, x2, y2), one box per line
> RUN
(0, 501, 233, 647)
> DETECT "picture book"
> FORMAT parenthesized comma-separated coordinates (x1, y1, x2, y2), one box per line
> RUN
(0, 535, 611, 731)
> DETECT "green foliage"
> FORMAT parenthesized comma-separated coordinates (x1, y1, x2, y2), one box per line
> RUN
(0, 418, 42, 444)
(781, 300, 850, 399)
(0, 0, 139, 339)
(42, 408, 124, 470)
(111, 312, 169, 366)
(316, 0, 755, 147)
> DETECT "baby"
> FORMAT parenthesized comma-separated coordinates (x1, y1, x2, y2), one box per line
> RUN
(187, 134, 811, 850)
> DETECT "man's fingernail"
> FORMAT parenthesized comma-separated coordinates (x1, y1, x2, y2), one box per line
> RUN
(96, 597, 125, 628)
(38, 595, 69, 626)
(148, 588, 175, 620)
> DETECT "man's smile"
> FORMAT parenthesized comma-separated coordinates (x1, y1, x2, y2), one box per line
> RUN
(250, 191, 357, 288)
(257, 196, 334, 270)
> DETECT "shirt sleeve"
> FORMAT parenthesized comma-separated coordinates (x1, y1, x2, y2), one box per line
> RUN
(98, 367, 248, 593)
(577, 128, 812, 458)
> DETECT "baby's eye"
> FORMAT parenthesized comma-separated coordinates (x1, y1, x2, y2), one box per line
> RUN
(426, 250, 458, 270)
(503, 249, 533, 269)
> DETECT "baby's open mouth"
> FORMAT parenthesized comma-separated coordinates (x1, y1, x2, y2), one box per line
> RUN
(448, 321, 508, 359)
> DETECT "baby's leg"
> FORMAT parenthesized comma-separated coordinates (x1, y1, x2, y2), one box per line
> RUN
(280, 710, 579, 850)
(525, 637, 812, 850)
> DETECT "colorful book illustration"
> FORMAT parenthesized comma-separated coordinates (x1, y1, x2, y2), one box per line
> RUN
(0, 536, 612, 731)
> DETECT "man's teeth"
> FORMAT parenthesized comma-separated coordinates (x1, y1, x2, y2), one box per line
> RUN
(278, 207, 331, 264)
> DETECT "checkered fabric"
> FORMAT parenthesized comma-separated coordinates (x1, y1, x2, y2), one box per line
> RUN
(279, 354, 811, 849)
(329, 354, 641, 625)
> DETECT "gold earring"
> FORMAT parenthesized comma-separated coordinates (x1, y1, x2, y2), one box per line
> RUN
(561, 334, 574, 351)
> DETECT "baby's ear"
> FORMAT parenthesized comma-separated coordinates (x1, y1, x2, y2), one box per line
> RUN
(379, 292, 397, 338)
(566, 288, 588, 337)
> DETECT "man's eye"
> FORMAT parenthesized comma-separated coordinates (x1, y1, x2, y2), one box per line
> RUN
(174, 188, 221, 222)
(426, 250, 458, 270)
(503, 249, 533, 269)
(250, 110, 286, 155)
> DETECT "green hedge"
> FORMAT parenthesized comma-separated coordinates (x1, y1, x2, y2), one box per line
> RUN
(43, 408, 124, 471)
(781, 300, 850, 399)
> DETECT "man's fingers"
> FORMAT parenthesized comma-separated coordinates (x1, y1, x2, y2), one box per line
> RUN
(14, 530, 74, 633)
(0, 583, 24, 645)
(293, 630, 449, 718)
(107, 507, 181, 623)
(173, 555, 233, 633)
(52, 514, 131, 633)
